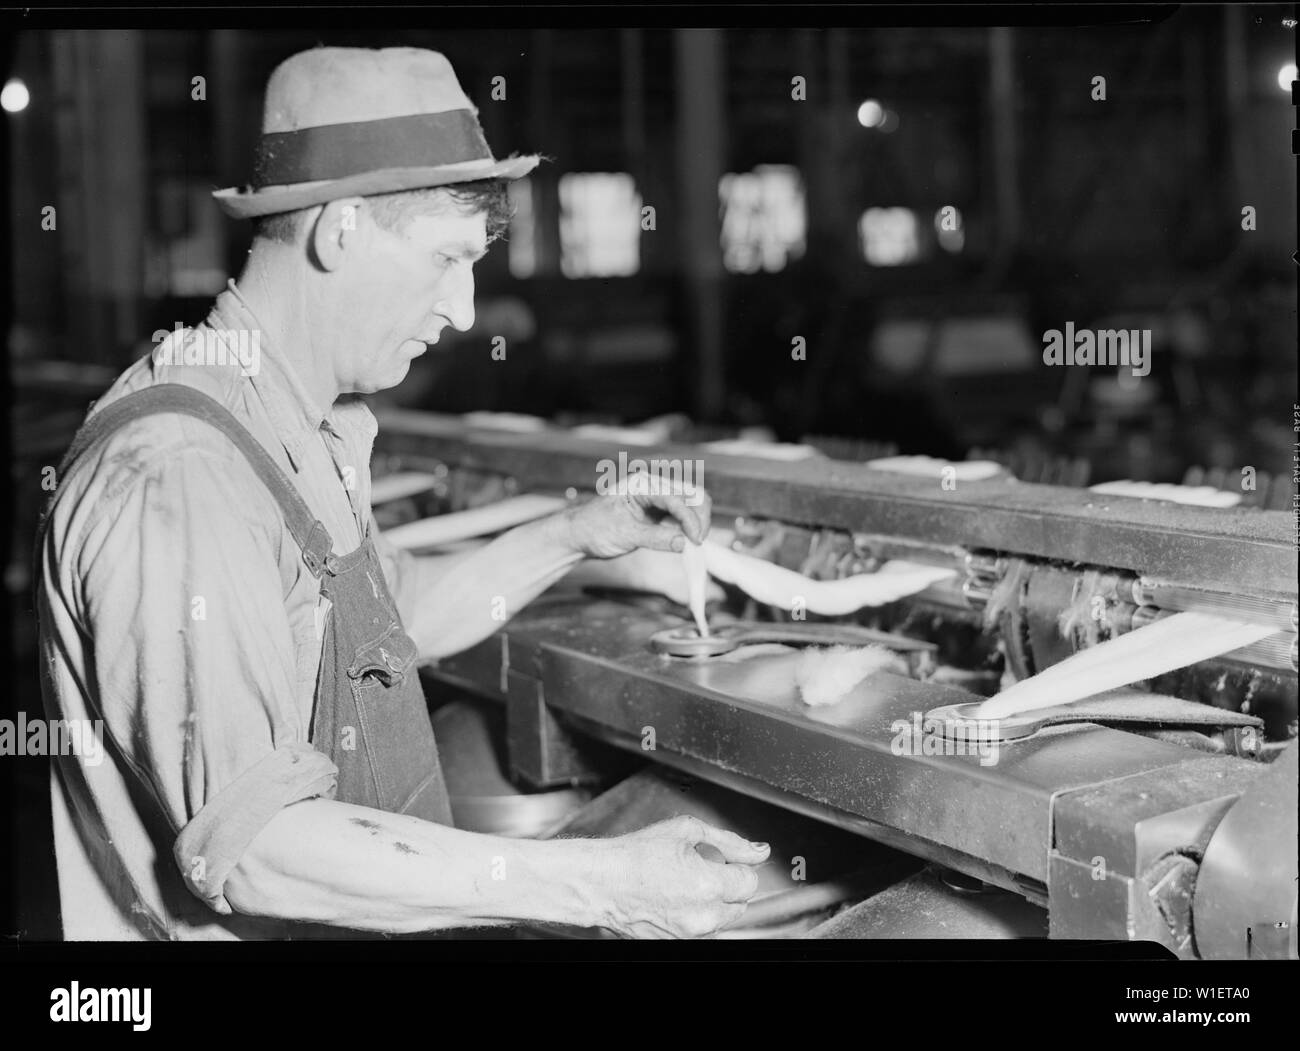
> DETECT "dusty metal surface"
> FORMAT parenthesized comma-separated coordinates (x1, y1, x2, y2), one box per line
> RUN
(1052, 753, 1265, 877)
(375, 409, 1297, 595)
(433, 596, 1268, 886)
(807, 867, 1049, 939)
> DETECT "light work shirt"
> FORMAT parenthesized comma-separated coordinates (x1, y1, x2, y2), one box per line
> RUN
(37, 284, 425, 939)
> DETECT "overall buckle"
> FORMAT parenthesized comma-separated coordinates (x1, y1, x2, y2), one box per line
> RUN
(301, 520, 336, 577)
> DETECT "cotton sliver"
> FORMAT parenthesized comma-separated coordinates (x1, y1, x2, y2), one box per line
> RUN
(796, 644, 909, 707)
(701, 540, 955, 615)
(681, 538, 710, 637)
(976, 610, 1279, 719)
(381, 494, 568, 550)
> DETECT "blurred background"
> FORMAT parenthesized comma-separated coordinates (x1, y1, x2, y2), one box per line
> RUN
(7, 14, 1297, 465)
(2, 9, 1297, 935)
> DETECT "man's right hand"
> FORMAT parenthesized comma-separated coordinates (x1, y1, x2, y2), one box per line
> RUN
(593, 815, 769, 938)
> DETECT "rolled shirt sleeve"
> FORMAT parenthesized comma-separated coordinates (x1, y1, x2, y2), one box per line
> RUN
(172, 744, 336, 914)
(73, 434, 339, 916)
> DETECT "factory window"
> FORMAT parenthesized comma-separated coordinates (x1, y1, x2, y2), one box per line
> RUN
(858, 207, 921, 266)
(719, 165, 806, 274)
(507, 177, 537, 279)
(558, 172, 642, 278)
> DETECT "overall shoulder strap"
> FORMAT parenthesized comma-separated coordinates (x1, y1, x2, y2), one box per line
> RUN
(55, 383, 336, 577)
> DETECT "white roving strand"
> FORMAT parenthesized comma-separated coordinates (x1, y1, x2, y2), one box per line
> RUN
(681, 539, 711, 637)
(796, 645, 909, 707)
(701, 540, 956, 615)
(370, 471, 441, 506)
(382, 494, 569, 550)
(976, 610, 1279, 720)
(866, 455, 1003, 482)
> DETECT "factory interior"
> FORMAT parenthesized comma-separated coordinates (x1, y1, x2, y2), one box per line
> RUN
(3, 10, 1297, 952)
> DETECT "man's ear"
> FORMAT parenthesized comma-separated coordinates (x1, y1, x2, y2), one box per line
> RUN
(310, 198, 366, 272)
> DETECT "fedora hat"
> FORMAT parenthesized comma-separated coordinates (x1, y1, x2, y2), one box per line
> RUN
(213, 46, 540, 219)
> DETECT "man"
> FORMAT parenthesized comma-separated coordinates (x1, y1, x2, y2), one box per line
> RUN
(36, 46, 766, 940)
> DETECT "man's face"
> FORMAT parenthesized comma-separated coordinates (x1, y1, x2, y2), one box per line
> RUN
(329, 202, 487, 395)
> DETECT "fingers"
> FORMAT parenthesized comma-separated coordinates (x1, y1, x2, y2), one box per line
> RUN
(690, 488, 713, 541)
(673, 819, 767, 902)
(658, 492, 702, 544)
(635, 489, 711, 545)
(638, 520, 692, 553)
(717, 862, 761, 905)
(612, 817, 769, 939)
(688, 819, 772, 866)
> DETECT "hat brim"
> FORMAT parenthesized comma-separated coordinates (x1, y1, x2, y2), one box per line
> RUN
(212, 155, 541, 219)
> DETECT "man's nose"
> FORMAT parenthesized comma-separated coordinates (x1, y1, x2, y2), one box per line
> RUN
(436, 267, 476, 332)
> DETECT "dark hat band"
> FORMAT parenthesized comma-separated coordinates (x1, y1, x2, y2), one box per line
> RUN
(252, 110, 493, 187)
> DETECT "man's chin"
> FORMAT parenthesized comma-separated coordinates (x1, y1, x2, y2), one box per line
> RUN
(349, 360, 413, 396)
(386, 358, 414, 388)
(346, 344, 427, 395)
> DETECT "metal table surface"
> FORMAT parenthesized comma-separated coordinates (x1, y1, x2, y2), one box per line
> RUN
(431, 595, 1268, 890)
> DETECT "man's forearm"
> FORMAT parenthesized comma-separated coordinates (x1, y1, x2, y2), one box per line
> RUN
(402, 511, 585, 660)
(224, 797, 607, 933)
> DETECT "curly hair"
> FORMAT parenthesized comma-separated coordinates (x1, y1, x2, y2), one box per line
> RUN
(251, 178, 514, 246)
